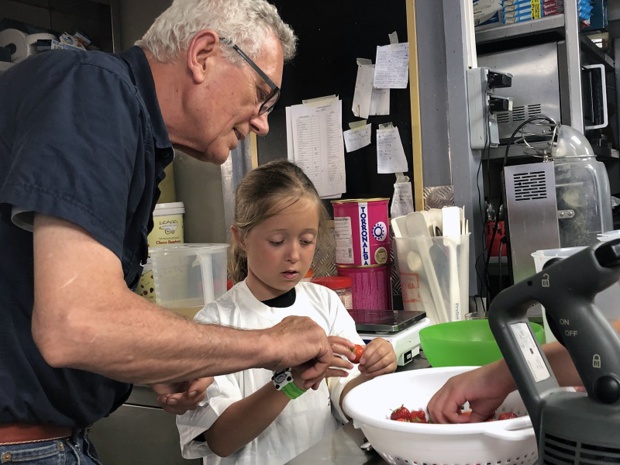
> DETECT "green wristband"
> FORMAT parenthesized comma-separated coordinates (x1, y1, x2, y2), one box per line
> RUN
(280, 381, 307, 400)
(271, 368, 307, 400)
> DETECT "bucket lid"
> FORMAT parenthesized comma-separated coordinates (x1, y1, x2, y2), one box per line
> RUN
(154, 202, 185, 215)
(149, 243, 228, 257)
(311, 275, 352, 290)
(331, 198, 389, 204)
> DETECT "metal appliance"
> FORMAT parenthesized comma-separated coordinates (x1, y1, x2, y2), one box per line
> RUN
(488, 239, 620, 462)
(502, 120, 612, 294)
(350, 310, 430, 366)
(477, 41, 611, 155)
(478, 41, 563, 150)
(503, 161, 562, 285)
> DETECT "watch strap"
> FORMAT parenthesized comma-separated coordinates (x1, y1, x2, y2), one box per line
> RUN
(271, 368, 306, 400)
(280, 381, 306, 400)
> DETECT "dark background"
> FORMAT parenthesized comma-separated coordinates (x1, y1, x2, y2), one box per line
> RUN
(260, 0, 413, 214)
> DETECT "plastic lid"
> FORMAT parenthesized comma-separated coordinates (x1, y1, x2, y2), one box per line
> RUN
(311, 275, 352, 290)
(552, 125, 595, 158)
(154, 202, 185, 215)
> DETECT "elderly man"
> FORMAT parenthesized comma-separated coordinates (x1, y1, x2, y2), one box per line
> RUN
(0, 1, 332, 462)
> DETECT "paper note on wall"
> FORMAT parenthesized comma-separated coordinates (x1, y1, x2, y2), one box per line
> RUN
(343, 123, 372, 153)
(352, 58, 390, 118)
(374, 42, 409, 89)
(376, 125, 408, 173)
(286, 97, 346, 198)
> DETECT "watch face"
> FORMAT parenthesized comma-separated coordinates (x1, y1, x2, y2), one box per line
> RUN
(272, 369, 293, 389)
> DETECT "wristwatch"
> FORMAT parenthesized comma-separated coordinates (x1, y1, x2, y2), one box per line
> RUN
(271, 368, 306, 400)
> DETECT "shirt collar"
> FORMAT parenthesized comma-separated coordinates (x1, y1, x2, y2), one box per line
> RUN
(119, 46, 173, 157)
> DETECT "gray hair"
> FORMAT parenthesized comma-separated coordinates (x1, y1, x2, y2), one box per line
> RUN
(135, 0, 297, 65)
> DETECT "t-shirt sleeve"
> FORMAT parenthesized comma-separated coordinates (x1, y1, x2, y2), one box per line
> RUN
(177, 374, 244, 460)
(1, 58, 142, 257)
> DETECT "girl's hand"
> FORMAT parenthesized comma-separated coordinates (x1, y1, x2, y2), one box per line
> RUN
(357, 338, 397, 379)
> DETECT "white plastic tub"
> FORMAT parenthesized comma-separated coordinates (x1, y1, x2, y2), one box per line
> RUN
(532, 244, 620, 342)
(150, 243, 228, 319)
(343, 367, 537, 465)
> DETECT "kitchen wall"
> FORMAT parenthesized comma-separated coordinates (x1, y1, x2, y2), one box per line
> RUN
(119, 0, 227, 244)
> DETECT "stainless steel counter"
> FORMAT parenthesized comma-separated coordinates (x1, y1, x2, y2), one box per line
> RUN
(286, 422, 386, 465)
(286, 353, 430, 465)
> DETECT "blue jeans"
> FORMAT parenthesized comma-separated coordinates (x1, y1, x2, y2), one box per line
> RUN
(0, 429, 102, 464)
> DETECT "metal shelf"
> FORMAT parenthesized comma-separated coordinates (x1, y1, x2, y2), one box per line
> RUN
(475, 15, 565, 45)
(476, 13, 614, 69)
(580, 33, 615, 69)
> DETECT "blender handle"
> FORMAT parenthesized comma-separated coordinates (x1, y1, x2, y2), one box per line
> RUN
(488, 239, 620, 437)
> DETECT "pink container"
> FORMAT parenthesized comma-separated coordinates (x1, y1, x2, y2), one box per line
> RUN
(331, 198, 390, 267)
(337, 264, 391, 310)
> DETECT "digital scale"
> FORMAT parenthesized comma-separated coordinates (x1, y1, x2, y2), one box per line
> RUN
(350, 310, 430, 366)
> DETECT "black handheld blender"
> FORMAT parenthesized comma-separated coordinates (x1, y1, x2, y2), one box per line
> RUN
(488, 238, 620, 463)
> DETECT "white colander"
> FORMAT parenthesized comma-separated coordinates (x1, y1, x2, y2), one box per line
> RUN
(342, 366, 538, 465)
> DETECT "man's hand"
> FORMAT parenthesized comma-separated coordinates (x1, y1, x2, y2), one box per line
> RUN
(262, 316, 332, 389)
(151, 377, 213, 414)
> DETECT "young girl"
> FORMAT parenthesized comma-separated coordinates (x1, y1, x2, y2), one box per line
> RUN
(177, 159, 397, 464)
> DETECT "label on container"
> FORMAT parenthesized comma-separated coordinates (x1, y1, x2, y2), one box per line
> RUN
(332, 199, 390, 266)
(339, 290, 353, 311)
(148, 214, 184, 247)
(334, 216, 354, 264)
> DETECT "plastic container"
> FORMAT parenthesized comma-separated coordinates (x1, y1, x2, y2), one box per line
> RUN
(331, 198, 390, 267)
(532, 245, 620, 342)
(147, 202, 185, 248)
(394, 234, 470, 324)
(552, 125, 612, 247)
(301, 268, 314, 282)
(150, 243, 228, 320)
(419, 319, 545, 367)
(342, 367, 538, 465)
(311, 275, 353, 310)
(337, 264, 390, 310)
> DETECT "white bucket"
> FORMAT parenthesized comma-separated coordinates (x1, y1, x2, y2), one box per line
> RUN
(148, 202, 185, 248)
(532, 244, 620, 343)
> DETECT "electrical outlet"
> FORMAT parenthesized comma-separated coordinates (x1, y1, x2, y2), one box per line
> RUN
(467, 67, 492, 150)
(467, 67, 512, 150)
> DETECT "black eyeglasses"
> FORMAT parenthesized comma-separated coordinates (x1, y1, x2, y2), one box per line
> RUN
(220, 37, 281, 115)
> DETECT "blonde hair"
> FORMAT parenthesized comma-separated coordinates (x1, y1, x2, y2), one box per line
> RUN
(135, 0, 297, 64)
(230, 159, 331, 283)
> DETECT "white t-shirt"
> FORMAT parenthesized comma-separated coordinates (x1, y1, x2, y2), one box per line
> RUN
(177, 281, 364, 465)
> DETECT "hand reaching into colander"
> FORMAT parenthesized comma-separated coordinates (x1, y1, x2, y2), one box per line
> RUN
(426, 360, 516, 424)
(428, 319, 620, 424)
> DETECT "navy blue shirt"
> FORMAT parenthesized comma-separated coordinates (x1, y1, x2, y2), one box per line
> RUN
(0, 46, 174, 427)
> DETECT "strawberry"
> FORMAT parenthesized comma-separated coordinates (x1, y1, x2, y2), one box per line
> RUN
(390, 405, 411, 422)
(497, 411, 518, 421)
(351, 344, 365, 363)
(409, 409, 427, 423)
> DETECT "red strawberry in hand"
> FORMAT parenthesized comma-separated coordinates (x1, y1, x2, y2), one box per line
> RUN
(351, 344, 365, 363)
(390, 405, 411, 422)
